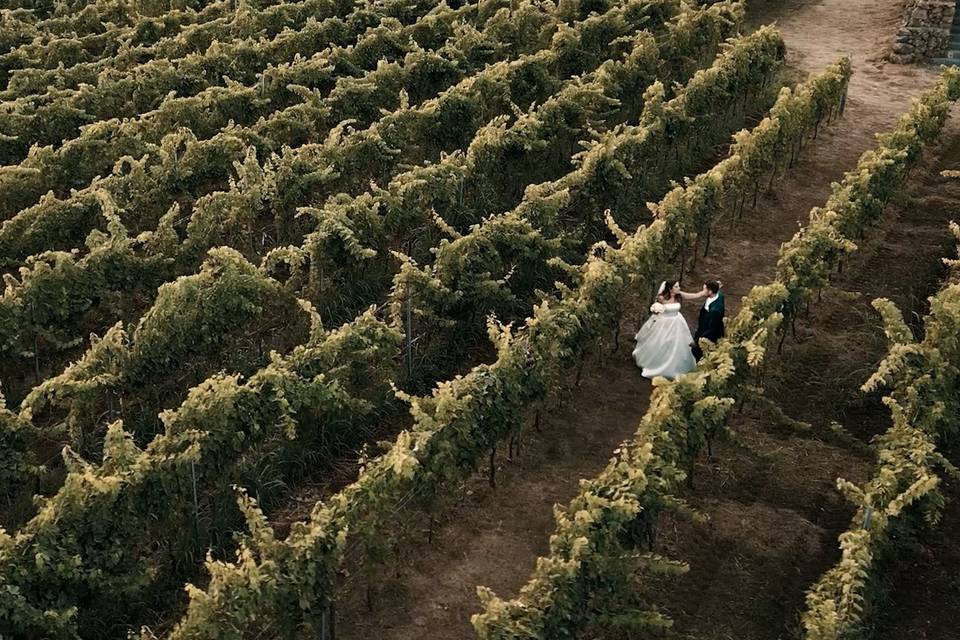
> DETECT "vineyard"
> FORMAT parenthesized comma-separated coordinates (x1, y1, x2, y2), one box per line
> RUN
(0, 0, 959, 638)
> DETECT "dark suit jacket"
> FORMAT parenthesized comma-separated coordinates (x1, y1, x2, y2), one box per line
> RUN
(694, 292, 725, 345)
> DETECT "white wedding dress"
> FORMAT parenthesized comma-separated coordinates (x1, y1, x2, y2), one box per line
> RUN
(632, 302, 696, 380)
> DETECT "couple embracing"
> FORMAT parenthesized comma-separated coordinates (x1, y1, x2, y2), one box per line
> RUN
(632, 280, 724, 380)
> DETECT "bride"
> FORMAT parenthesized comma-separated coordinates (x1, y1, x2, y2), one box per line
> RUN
(632, 280, 708, 380)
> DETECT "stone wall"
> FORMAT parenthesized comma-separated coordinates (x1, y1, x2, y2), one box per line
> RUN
(890, 0, 956, 63)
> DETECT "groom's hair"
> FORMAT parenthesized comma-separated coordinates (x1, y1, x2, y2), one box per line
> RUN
(705, 280, 721, 294)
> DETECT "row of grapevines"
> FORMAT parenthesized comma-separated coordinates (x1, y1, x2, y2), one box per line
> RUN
(273, 2, 745, 330)
(0, 303, 402, 638)
(0, 0, 518, 261)
(0, 0, 238, 87)
(0, 0, 455, 162)
(1, 0, 400, 97)
(0, 0, 567, 237)
(470, 58, 854, 637)
(388, 22, 784, 361)
(0, 0, 216, 41)
(801, 227, 960, 639)
(1, 0, 515, 99)
(0, 0, 459, 150)
(2, 0, 218, 22)
(793, 92, 960, 639)
(145, 25, 789, 640)
(269, 12, 762, 365)
(19, 245, 311, 456)
(0, 0, 691, 394)
(0, 9, 39, 54)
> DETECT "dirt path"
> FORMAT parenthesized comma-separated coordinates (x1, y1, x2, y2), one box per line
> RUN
(333, 1, 960, 638)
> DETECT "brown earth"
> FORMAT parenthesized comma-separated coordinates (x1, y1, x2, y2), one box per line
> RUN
(330, 0, 960, 639)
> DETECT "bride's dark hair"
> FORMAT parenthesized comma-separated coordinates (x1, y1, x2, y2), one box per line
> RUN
(659, 280, 681, 303)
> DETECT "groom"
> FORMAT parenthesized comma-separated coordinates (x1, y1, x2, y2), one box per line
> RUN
(692, 280, 724, 361)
